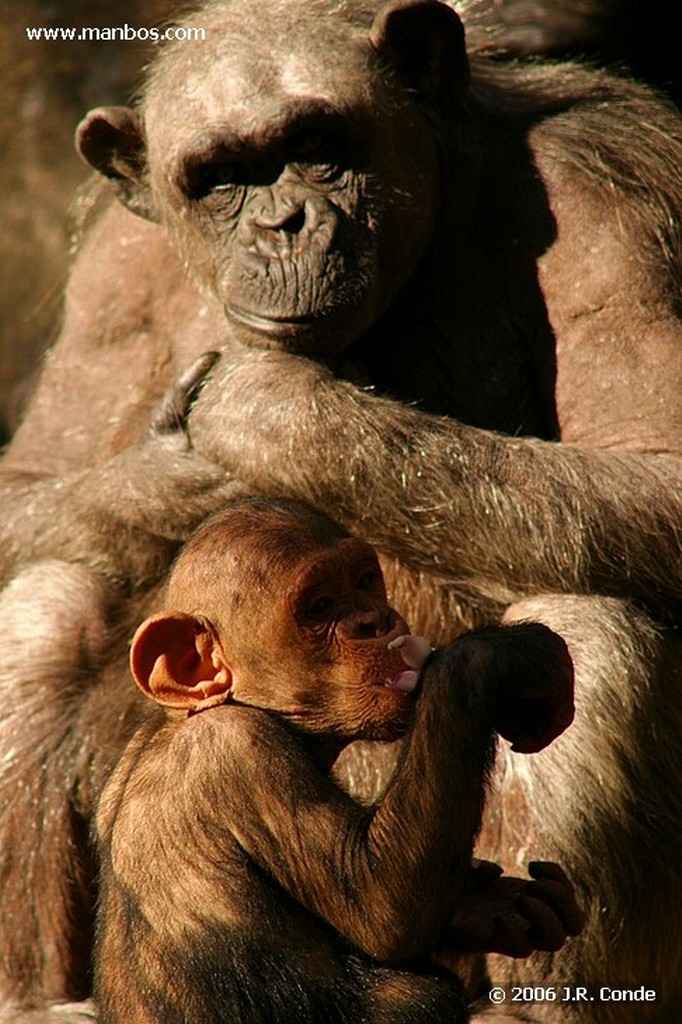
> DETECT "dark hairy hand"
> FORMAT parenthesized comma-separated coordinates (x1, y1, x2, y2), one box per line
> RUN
(453, 623, 575, 754)
(443, 860, 585, 958)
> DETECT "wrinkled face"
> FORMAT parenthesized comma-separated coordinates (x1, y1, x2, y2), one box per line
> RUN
(226, 537, 416, 742)
(143, 25, 441, 355)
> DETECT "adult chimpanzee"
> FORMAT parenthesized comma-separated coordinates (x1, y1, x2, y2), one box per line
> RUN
(2, 0, 679, 449)
(96, 497, 581, 1023)
(0, 1, 680, 1022)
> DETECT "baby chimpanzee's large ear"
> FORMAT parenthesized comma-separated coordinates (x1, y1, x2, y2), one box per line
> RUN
(130, 612, 233, 712)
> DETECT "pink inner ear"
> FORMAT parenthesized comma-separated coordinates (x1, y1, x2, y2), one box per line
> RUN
(131, 613, 209, 695)
(166, 636, 203, 685)
(132, 612, 234, 712)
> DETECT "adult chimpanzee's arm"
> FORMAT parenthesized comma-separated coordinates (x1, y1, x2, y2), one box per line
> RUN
(0, 206, 238, 590)
(189, 340, 682, 621)
(0, 353, 240, 591)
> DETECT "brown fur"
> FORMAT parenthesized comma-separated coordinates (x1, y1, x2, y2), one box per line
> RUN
(95, 498, 578, 1023)
(0, 1, 680, 1021)
(1, 1, 678, 444)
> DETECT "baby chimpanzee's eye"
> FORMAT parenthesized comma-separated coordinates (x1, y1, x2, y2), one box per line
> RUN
(357, 571, 379, 590)
(306, 594, 335, 618)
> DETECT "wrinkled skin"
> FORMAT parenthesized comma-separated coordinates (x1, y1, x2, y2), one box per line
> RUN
(75, 3, 454, 359)
(1, 0, 679, 446)
(0, 1, 681, 1022)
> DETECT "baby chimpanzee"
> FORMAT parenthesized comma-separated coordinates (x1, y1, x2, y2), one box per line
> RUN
(95, 497, 582, 1023)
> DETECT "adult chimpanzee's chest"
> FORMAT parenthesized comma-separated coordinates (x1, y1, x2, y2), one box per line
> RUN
(352, 305, 558, 439)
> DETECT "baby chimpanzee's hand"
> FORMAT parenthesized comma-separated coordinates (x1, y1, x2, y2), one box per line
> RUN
(443, 859, 585, 958)
(455, 623, 575, 753)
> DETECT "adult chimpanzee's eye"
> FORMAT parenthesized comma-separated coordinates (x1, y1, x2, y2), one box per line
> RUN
(292, 132, 324, 158)
(289, 131, 342, 183)
(198, 162, 237, 191)
(181, 156, 246, 203)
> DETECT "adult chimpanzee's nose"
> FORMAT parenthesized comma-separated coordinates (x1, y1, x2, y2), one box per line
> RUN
(254, 194, 307, 234)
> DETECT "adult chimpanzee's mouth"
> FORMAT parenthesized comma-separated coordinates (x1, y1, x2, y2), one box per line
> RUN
(225, 304, 323, 334)
(224, 302, 355, 356)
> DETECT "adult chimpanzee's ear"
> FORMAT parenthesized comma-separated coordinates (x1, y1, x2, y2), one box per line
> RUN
(130, 612, 233, 712)
(370, 0, 470, 110)
(75, 106, 159, 222)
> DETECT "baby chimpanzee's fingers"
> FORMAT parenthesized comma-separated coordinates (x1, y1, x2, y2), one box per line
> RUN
(470, 857, 504, 882)
(514, 893, 566, 952)
(492, 913, 535, 958)
(527, 861, 586, 935)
